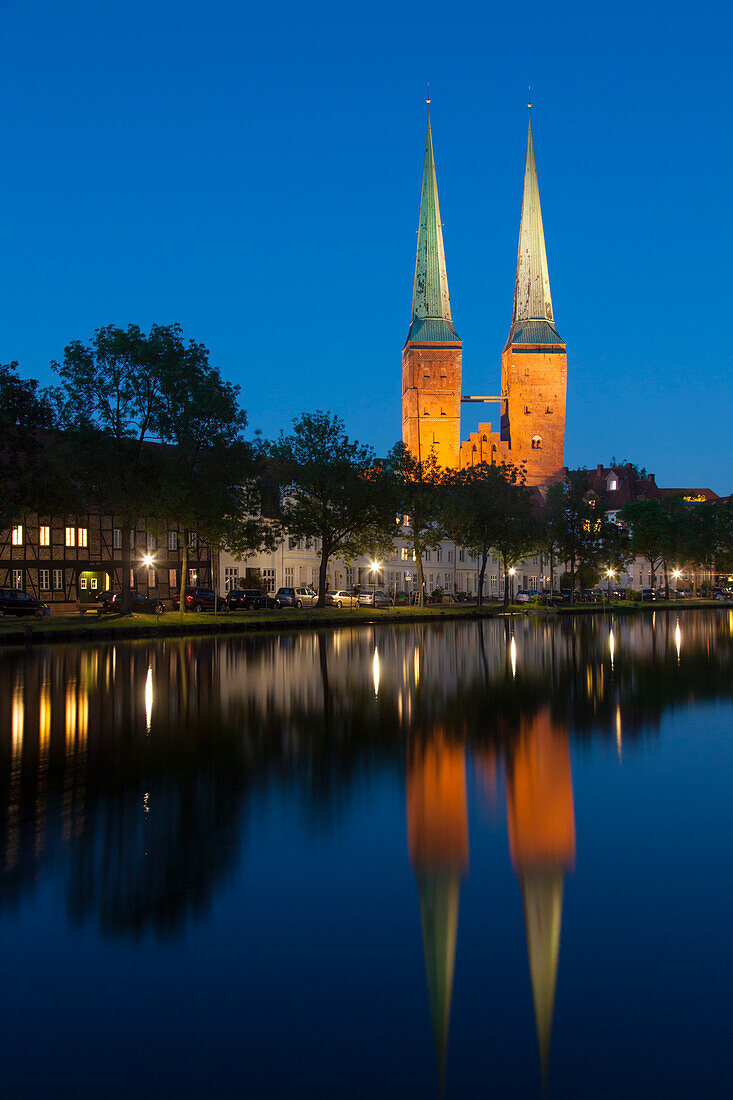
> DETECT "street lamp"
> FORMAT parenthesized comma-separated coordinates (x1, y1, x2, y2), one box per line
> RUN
(369, 560, 382, 602)
(672, 567, 681, 596)
(606, 567, 615, 600)
(509, 566, 516, 602)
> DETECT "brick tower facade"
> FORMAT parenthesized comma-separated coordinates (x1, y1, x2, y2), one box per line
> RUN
(402, 112, 462, 469)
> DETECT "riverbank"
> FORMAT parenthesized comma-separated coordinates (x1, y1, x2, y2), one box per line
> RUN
(0, 598, 728, 647)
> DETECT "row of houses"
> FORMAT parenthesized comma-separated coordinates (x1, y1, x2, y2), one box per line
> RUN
(0, 465, 724, 612)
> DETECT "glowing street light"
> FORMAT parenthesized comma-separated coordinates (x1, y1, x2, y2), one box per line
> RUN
(369, 560, 382, 600)
(508, 566, 516, 602)
(142, 553, 154, 567)
(606, 567, 615, 599)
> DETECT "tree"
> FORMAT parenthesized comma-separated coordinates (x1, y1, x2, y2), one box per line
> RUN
(444, 461, 536, 606)
(147, 324, 273, 619)
(0, 361, 58, 527)
(545, 471, 613, 604)
(271, 412, 395, 608)
(618, 499, 673, 595)
(384, 444, 448, 606)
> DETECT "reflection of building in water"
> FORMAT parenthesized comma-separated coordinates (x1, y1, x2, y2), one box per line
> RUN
(506, 707, 575, 1084)
(407, 735, 469, 1086)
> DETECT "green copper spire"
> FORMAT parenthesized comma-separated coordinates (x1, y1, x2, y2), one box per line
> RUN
(406, 112, 459, 345)
(520, 868, 565, 1088)
(506, 111, 563, 348)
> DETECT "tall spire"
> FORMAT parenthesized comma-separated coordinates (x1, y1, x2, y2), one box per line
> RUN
(406, 111, 459, 344)
(507, 110, 562, 347)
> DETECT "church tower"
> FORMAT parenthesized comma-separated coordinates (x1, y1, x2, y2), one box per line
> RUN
(402, 110, 462, 469)
(500, 110, 567, 485)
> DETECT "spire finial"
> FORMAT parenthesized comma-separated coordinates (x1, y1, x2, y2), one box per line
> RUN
(426, 82, 431, 108)
(528, 84, 532, 110)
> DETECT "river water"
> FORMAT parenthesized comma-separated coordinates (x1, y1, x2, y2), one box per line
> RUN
(1, 610, 732, 1098)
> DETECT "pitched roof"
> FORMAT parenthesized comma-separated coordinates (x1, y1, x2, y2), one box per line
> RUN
(505, 113, 561, 350)
(405, 113, 459, 346)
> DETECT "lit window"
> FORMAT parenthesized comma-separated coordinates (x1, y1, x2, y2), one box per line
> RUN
(79, 576, 88, 590)
(168, 531, 178, 551)
(169, 568, 177, 588)
(113, 528, 122, 549)
(189, 569, 198, 586)
(609, 479, 617, 491)
(147, 569, 155, 587)
(77, 528, 88, 548)
(40, 526, 50, 546)
(90, 577, 98, 590)
(11, 525, 23, 545)
(65, 527, 76, 547)
(401, 548, 408, 561)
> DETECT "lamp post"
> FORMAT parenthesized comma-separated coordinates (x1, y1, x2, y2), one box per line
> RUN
(142, 553, 162, 618)
(606, 567, 615, 600)
(370, 560, 382, 604)
(672, 568, 681, 597)
(509, 566, 516, 603)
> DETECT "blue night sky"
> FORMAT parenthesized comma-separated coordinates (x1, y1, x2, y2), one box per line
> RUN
(0, 0, 731, 491)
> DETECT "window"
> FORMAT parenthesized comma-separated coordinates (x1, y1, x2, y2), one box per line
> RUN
(224, 566, 239, 592)
(53, 569, 63, 591)
(190, 532, 198, 550)
(546, 405, 553, 414)
(444, 573, 452, 590)
(531, 436, 542, 449)
(459, 549, 465, 563)
(146, 532, 156, 551)
(12, 569, 22, 589)
(262, 568, 276, 593)
(65, 527, 76, 547)
(113, 528, 122, 549)
(40, 525, 50, 546)
(11, 525, 23, 546)
(169, 568, 178, 588)
(424, 550, 431, 563)
(91, 577, 98, 590)
(79, 576, 88, 590)
(436, 548, 442, 563)
(448, 550, 453, 563)
(168, 531, 178, 551)
(608, 478, 618, 492)
(130, 569, 135, 587)
(524, 405, 532, 414)
(401, 548, 408, 561)
(189, 569, 198, 586)
(77, 528, 88, 548)
(403, 515, 411, 527)
(39, 569, 50, 591)
(146, 570, 155, 588)
(130, 530, 136, 550)
(285, 567, 294, 584)
(289, 536, 298, 550)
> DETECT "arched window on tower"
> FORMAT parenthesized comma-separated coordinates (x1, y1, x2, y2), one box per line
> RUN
(531, 436, 542, 450)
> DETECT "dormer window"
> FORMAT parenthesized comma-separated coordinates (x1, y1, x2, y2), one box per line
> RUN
(531, 436, 542, 449)
(609, 478, 617, 491)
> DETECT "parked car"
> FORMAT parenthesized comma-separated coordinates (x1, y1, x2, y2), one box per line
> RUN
(171, 587, 227, 612)
(274, 586, 318, 609)
(358, 590, 394, 608)
(97, 590, 165, 614)
(515, 590, 531, 603)
(226, 588, 276, 611)
(325, 590, 359, 608)
(0, 589, 49, 618)
(640, 588, 655, 601)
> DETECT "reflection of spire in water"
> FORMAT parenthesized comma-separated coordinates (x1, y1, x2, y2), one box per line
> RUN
(11, 685, 24, 757)
(511, 636, 517, 679)
(372, 648, 380, 697)
(507, 708, 575, 1086)
(145, 667, 154, 732)
(407, 737, 468, 1090)
(675, 620, 682, 663)
(414, 647, 420, 687)
(608, 628, 615, 670)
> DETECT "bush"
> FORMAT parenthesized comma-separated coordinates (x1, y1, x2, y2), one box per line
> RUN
(430, 587, 444, 604)
(626, 588, 641, 602)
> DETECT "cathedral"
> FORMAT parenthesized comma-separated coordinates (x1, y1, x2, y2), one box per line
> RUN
(402, 108, 567, 487)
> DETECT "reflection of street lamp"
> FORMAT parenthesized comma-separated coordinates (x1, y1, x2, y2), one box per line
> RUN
(509, 566, 516, 602)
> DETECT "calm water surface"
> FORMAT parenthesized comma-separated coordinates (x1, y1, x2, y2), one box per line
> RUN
(1, 611, 732, 1098)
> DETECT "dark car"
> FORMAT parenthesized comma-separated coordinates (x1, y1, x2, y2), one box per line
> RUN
(97, 590, 165, 614)
(171, 587, 227, 612)
(274, 586, 318, 609)
(0, 589, 49, 618)
(226, 588, 276, 611)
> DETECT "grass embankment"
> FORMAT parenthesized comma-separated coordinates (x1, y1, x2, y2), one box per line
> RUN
(0, 598, 727, 646)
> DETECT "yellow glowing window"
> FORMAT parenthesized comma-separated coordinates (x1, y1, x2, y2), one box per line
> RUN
(77, 528, 88, 548)
(40, 525, 50, 546)
(65, 527, 75, 547)
(11, 525, 22, 545)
